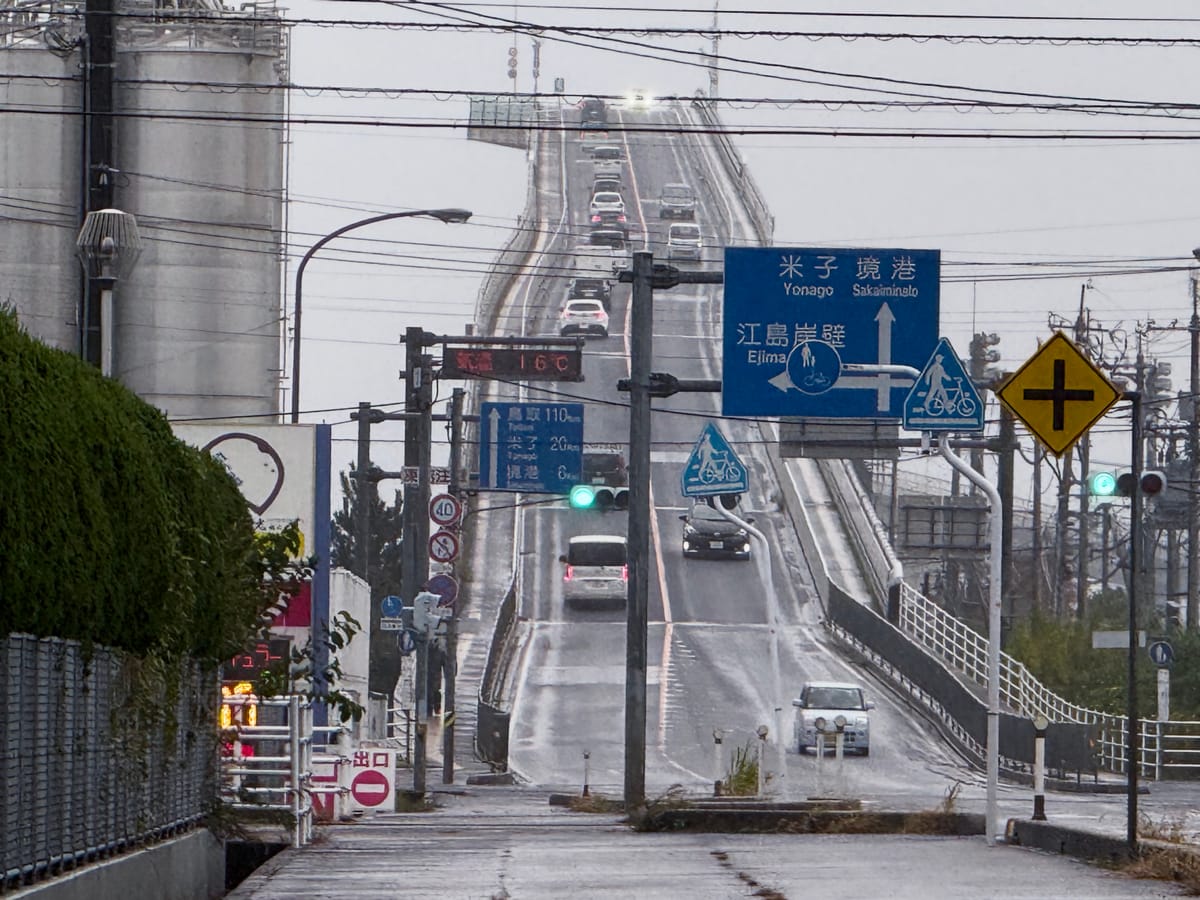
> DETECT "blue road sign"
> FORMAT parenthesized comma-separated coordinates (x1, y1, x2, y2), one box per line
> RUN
(426, 573, 459, 608)
(1148, 640, 1174, 667)
(479, 402, 584, 493)
(681, 422, 749, 497)
(398, 629, 416, 656)
(380, 595, 403, 618)
(903, 337, 984, 432)
(722, 247, 940, 418)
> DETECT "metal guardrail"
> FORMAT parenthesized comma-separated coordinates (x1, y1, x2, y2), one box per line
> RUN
(689, 94, 774, 246)
(1, 633, 212, 894)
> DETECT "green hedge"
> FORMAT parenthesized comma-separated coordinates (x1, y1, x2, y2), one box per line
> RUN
(0, 309, 261, 661)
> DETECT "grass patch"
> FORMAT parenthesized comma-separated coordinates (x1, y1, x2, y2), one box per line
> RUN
(1122, 844, 1200, 893)
(568, 794, 624, 814)
(394, 791, 438, 812)
(720, 741, 766, 797)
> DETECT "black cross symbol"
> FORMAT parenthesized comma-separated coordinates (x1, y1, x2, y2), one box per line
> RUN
(1022, 358, 1093, 431)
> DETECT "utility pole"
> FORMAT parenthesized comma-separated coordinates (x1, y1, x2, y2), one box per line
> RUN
(624, 251, 653, 812)
(442, 387, 465, 785)
(1074, 291, 1090, 619)
(82, 0, 115, 366)
(1190, 272, 1200, 630)
(355, 402, 372, 582)
(402, 327, 435, 795)
(619, 254, 723, 812)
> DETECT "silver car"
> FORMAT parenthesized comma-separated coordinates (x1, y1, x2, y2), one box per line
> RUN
(792, 681, 874, 755)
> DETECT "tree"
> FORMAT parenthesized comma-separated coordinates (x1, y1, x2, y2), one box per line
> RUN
(330, 464, 406, 696)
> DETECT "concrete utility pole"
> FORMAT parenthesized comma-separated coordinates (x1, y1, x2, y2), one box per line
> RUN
(355, 402, 372, 582)
(1189, 269, 1200, 630)
(620, 253, 723, 811)
(401, 327, 435, 795)
(443, 387, 466, 785)
(624, 251, 653, 811)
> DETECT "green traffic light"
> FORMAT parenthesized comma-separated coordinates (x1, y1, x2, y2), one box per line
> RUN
(1088, 471, 1118, 497)
(569, 484, 597, 508)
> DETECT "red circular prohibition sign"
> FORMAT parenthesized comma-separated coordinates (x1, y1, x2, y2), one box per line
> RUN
(350, 768, 390, 807)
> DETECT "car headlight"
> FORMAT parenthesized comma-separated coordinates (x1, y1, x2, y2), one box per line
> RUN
(856, 717, 869, 727)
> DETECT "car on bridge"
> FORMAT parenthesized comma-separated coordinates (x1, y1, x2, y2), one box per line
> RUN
(666, 222, 703, 261)
(680, 499, 752, 560)
(559, 298, 609, 338)
(792, 681, 874, 756)
(567, 277, 612, 311)
(589, 191, 625, 219)
(560, 534, 628, 608)
(658, 182, 696, 220)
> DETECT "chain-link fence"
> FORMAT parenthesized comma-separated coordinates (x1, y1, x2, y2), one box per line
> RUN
(1, 633, 215, 893)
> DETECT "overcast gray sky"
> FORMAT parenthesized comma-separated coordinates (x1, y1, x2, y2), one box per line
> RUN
(283, 1, 1200, 499)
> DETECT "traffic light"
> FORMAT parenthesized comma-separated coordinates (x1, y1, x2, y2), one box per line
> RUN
(1112, 469, 1167, 497)
(567, 484, 629, 510)
(1087, 471, 1119, 497)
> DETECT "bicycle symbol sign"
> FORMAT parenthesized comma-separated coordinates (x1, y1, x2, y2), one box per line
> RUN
(903, 337, 985, 433)
(681, 422, 749, 498)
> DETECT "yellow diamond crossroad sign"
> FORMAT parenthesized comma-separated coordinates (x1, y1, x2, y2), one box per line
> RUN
(997, 331, 1121, 457)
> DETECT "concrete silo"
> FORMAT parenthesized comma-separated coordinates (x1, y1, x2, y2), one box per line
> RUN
(0, 0, 289, 419)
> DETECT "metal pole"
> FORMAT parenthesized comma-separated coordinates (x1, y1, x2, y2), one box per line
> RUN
(1033, 445, 1044, 611)
(939, 434, 1003, 845)
(356, 402, 372, 582)
(290, 210, 471, 423)
(624, 251, 653, 812)
(402, 329, 428, 795)
(1127, 390, 1143, 855)
(1189, 275, 1199, 631)
(998, 402, 1016, 637)
(442, 388, 465, 785)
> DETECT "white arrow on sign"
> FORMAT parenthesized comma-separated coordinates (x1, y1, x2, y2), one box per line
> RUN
(487, 407, 500, 489)
(766, 303, 915, 411)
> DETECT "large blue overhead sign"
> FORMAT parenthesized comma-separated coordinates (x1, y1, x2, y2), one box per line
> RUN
(722, 247, 940, 418)
(479, 402, 583, 494)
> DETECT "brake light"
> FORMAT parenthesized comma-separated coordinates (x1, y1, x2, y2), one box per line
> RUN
(622, 565, 629, 582)
(564, 564, 574, 582)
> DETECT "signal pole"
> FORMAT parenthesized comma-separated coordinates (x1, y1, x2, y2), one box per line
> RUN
(620, 254, 723, 812)
(1190, 273, 1199, 630)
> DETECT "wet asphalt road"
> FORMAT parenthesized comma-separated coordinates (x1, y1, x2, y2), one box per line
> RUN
(225, 784, 1188, 899)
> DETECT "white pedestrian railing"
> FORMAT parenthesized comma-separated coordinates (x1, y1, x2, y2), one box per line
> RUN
(220, 695, 351, 847)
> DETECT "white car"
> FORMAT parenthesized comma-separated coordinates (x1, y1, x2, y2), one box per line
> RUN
(560, 534, 628, 608)
(559, 298, 609, 338)
(792, 681, 874, 755)
(666, 222, 702, 261)
(589, 191, 625, 219)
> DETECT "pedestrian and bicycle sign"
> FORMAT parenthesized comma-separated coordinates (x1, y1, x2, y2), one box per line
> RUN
(721, 247, 939, 419)
(428, 529, 460, 563)
(681, 422, 748, 497)
(998, 331, 1121, 457)
(903, 338, 984, 432)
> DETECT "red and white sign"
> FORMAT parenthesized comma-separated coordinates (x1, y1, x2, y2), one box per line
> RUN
(429, 494, 463, 527)
(428, 529, 460, 563)
(343, 748, 395, 811)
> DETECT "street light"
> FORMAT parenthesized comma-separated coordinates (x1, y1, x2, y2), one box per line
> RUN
(75, 208, 142, 376)
(290, 207, 472, 423)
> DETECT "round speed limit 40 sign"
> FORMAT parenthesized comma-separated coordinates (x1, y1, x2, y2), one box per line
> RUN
(429, 493, 463, 528)
(428, 529, 460, 564)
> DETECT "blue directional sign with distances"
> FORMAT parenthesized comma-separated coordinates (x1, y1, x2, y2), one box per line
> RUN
(681, 422, 749, 497)
(903, 338, 984, 432)
(479, 402, 583, 494)
(722, 247, 940, 418)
